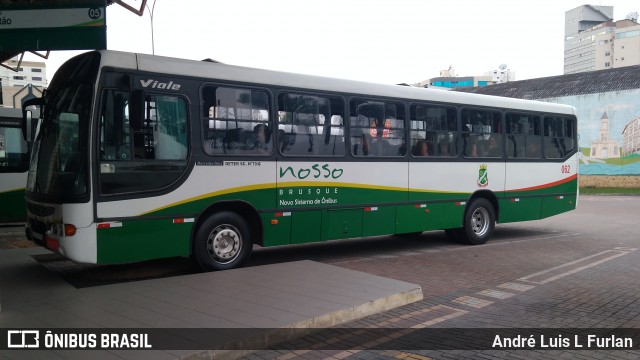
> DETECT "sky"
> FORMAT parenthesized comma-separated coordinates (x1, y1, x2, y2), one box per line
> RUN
(22, 0, 640, 86)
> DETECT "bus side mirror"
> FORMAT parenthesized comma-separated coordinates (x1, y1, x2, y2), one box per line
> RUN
(129, 90, 145, 130)
(23, 110, 32, 142)
(22, 98, 43, 141)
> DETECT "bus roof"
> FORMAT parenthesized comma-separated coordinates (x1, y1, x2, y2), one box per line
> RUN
(93, 50, 575, 116)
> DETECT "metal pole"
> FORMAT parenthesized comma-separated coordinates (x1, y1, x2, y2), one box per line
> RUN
(145, 0, 157, 55)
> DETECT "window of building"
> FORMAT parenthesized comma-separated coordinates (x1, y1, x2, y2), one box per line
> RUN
(32, 77, 43, 81)
(278, 93, 345, 157)
(350, 99, 405, 157)
(202, 86, 271, 156)
(31, 68, 42, 73)
(13, 76, 25, 80)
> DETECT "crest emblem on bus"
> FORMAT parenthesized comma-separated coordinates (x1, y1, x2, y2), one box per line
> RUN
(477, 164, 488, 187)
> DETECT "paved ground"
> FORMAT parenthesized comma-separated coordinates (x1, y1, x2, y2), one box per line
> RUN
(0, 236, 421, 359)
(242, 195, 640, 359)
(1, 195, 639, 359)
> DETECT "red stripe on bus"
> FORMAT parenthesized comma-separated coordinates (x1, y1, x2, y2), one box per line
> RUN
(506, 174, 577, 193)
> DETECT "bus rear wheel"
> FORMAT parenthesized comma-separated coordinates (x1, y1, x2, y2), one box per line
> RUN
(459, 198, 495, 245)
(193, 212, 252, 271)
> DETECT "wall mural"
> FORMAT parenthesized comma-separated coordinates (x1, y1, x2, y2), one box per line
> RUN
(543, 89, 640, 175)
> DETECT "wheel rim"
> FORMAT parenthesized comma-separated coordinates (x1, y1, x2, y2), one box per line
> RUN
(471, 207, 490, 237)
(206, 224, 242, 265)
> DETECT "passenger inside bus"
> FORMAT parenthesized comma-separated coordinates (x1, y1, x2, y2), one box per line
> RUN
(252, 123, 272, 153)
(412, 140, 430, 156)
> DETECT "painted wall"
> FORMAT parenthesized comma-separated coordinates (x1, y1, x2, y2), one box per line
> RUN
(541, 89, 640, 175)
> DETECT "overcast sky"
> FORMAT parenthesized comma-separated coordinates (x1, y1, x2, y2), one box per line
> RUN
(24, 0, 640, 85)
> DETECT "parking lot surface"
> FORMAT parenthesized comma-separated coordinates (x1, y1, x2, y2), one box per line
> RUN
(244, 195, 640, 359)
(1, 195, 639, 359)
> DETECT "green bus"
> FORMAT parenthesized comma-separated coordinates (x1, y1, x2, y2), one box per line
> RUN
(24, 50, 578, 271)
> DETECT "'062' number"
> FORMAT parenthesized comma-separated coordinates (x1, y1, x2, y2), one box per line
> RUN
(561, 165, 571, 173)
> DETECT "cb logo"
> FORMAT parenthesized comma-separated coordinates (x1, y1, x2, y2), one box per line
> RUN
(7, 330, 39, 348)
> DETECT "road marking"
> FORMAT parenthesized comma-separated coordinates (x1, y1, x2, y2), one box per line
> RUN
(452, 296, 494, 308)
(477, 289, 515, 299)
(518, 248, 635, 284)
(409, 305, 468, 328)
(498, 282, 535, 292)
(394, 352, 433, 359)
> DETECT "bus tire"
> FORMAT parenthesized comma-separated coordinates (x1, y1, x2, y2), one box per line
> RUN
(193, 212, 252, 271)
(459, 198, 495, 245)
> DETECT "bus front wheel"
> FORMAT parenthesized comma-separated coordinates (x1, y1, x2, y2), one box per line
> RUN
(193, 212, 252, 271)
(459, 198, 495, 245)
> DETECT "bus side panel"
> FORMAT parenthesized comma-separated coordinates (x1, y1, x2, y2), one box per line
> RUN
(325, 208, 362, 240)
(540, 194, 577, 219)
(0, 188, 26, 223)
(498, 196, 543, 223)
(505, 159, 578, 222)
(291, 210, 322, 244)
(261, 212, 291, 246)
(441, 201, 466, 229)
(96, 218, 191, 264)
(396, 203, 443, 233)
(362, 205, 396, 237)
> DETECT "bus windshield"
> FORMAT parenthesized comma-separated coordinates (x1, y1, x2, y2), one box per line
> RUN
(26, 53, 100, 201)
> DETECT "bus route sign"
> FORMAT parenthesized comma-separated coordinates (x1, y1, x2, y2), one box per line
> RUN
(0, 0, 106, 52)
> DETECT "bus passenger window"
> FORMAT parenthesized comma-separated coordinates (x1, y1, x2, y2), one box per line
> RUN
(350, 100, 405, 157)
(543, 116, 576, 159)
(98, 90, 189, 195)
(202, 86, 271, 156)
(461, 108, 502, 158)
(278, 93, 345, 157)
(409, 104, 457, 158)
(0, 126, 28, 172)
(506, 113, 541, 159)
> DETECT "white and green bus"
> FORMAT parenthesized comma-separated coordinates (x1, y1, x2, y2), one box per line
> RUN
(0, 108, 30, 223)
(24, 50, 578, 271)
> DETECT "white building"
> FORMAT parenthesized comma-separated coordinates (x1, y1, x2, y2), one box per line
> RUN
(484, 64, 515, 84)
(1, 58, 46, 108)
(613, 23, 640, 69)
(565, 5, 640, 74)
(622, 117, 640, 156)
(564, 5, 614, 74)
(1, 58, 47, 88)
